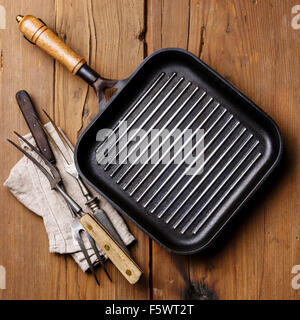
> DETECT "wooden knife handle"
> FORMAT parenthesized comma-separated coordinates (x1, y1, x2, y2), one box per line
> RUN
(16, 90, 56, 164)
(80, 214, 143, 285)
(16, 15, 86, 74)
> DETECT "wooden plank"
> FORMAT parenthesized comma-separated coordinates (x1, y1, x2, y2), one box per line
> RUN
(0, 0, 67, 299)
(187, 0, 300, 300)
(146, 0, 191, 300)
(147, 0, 300, 299)
(54, 0, 149, 299)
(0, 0, 148, 300)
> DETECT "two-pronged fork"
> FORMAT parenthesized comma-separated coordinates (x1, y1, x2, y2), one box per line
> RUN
(8, 132, 111, 285)
(38, 112, 143, 284)
(8, 130, 142, 284)
(41, 110, 130, 256)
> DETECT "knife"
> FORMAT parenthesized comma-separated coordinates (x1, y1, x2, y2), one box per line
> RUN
(15, 90, 56, 164)
(15, 90, 112, 283)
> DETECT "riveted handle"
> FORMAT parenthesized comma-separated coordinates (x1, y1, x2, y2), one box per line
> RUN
(17, 15, 86, 74)
(80, 214, 143, 285)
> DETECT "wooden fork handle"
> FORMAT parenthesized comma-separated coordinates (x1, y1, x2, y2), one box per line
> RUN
(17, 15, 86, 74)
(80, 214, 143, 285)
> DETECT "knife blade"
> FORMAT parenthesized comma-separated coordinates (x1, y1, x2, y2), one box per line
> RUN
(16, 90, 56, 164)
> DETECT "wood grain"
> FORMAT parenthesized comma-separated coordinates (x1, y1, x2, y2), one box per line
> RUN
(0, 0, 66, 299)
(0, 0, 148, 300)
(146, 0, 191, 300)
(0, 0, 300, 300)
(147, 0, 300, 300)
(54, 0, 148, 300)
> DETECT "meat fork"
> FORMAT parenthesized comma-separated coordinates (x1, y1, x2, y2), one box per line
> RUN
(8, 131, 142, 284)
(7, 132, 111, 285)
(41, 109, 130, 256)
(40, 113, 143, 284)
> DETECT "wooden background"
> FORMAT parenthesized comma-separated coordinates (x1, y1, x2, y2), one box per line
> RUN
(0, 0, 299, 300)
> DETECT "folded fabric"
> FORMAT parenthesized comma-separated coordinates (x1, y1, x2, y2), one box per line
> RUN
(4, 122, 135, 271)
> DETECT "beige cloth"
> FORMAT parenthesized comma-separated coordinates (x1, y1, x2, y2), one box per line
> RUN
(4, 122, 135, 271)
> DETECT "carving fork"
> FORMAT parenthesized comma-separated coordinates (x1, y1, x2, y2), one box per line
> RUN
(7, 132, 111, 285)
(8, 132, 142, 284)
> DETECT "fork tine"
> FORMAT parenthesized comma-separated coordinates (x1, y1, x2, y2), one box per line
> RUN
(42, 109, 74, 154)
(10, 132, 104, 284)
(36, 118, 70, 165)
(14, 131, 45, 156)
(13, 131, 61, 182)
(7, 138, 56, 184)
(86, 233, 112, 282)
(60, 130, 75, 153)
(86, 233, 112, 281)
(73, 228, 100, 286)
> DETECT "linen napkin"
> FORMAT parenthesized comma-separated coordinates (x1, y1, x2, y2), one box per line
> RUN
(4, 122, 135, 271)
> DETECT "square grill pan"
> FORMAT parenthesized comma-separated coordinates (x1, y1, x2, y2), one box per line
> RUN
(75, 49, 282, 254)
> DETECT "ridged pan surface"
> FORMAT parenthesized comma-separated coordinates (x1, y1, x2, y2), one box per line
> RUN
(75, 49, 282, 254)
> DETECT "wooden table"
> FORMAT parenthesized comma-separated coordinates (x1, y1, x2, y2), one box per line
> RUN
(0, 0, 299, 300)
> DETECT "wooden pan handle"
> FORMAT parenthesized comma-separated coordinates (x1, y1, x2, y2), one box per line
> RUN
(17, 15, 86, 74)
(80, 214, 143, 285)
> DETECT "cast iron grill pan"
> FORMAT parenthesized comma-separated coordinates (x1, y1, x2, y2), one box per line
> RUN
(75, 49, 282, 254)
(18, 16, 282, 254)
